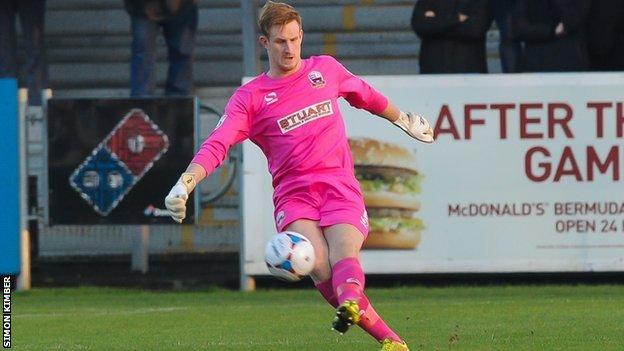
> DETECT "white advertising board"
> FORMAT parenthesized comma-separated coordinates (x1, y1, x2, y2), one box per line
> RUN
(243, 73, 624, 275)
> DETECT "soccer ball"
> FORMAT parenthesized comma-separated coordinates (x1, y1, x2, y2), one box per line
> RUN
(265, 231, 315, 282)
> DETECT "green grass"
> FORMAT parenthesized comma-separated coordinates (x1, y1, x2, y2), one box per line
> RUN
(10, 285, 624, 350)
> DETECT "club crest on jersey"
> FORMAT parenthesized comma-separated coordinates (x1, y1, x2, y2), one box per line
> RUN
(277, 100, 333, 133)
(308, 71, 325, 88)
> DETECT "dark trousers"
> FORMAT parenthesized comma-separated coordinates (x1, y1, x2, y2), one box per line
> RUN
(130, 4, 198, 96)
(0, 0, 47, 106)
(489, 0, 522, 73)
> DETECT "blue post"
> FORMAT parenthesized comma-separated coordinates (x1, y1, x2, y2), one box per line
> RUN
(0, 79, 20, 275)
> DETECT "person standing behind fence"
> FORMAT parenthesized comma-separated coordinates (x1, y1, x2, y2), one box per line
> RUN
(489, 0, 521, 73)
(123, 0, 198, 96)
(0, 0, 48, 106)
(586, 0, 624, 71)
(411, 0, 492, 74)
(512, 0, 591, 72)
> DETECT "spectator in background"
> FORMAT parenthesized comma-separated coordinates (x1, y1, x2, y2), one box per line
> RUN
(411, 0, 492, 74)
(489, 0, 521, 72)
(586, 0, 624, 71)
(124, 0, 198, 96)
(512, 0, 591, 72)
(0, 0, 48, 106)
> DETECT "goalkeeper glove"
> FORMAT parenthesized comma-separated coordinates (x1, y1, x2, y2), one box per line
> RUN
(393, 111, 435, 143)
(165, 173, 197, 223)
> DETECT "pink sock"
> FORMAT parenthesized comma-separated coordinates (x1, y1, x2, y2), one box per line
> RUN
(314, 279, 338, 308)
(358, 293, 402, 342)
(331, 258, 402, 343)
(331, 257, 365, 304)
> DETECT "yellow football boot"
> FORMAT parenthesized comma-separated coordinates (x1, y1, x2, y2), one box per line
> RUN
(331, 299, 361, 334)
(380, 339, 410, 351)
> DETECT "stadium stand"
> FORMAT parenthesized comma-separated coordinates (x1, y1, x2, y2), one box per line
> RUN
(46, 0, 502, 95)
(30, 0, 502, 287)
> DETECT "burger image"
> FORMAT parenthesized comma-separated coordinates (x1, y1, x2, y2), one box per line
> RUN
(348, 138, 424, 249)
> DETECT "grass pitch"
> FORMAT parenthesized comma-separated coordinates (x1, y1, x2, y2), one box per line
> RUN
(11, 284, 624, 350)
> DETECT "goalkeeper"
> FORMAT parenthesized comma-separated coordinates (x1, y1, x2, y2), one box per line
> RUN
(165, 2, 434, 350)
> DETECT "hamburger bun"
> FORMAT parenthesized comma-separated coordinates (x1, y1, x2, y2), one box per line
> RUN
(363, 228, 421, 250)
(363, 190, 421, 211)
(349, 137, 417, 171)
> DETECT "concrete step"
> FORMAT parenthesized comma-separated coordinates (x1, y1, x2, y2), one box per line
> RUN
(47, 41, 421, 63)
(49, 60, 241, 88)
(49, 55, 503, 89)
(45, 4, 416, 36)
(47, 0, 414, 11)
(46, 8, 241, 36)
(48, 0, 241, 10)
(42, 2, 502, 90)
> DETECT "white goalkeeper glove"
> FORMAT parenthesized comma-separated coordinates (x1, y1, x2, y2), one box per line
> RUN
(393, 111, 435, 143)
(165, 173, 197, 223)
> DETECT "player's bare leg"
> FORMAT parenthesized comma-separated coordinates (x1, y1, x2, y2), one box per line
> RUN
(325, 224, 408, 350)
(285, 220, 335, 304)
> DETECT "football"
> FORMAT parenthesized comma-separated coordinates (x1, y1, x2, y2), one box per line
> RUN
(265, 231, 315, 282)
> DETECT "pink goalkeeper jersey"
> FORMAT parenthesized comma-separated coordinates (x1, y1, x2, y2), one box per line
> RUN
(192, 55, 388, 197)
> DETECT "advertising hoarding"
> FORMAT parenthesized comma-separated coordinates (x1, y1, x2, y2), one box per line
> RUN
(0, 79, 19, 274)
(243, 73, 624, 275)
(48, 97, 197, 225)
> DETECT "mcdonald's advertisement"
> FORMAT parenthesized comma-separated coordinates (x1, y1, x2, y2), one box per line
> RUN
(243, 73, 624, 275)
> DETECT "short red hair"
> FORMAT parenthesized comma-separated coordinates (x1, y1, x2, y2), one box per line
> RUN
(258, 1, 302, 37)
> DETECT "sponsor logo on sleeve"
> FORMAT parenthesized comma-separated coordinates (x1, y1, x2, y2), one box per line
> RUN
(277, 100, 333, 133)
(276, 210, 285, 227)
(214, 114, 227, 130)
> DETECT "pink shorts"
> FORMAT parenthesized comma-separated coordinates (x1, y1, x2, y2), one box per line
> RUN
(273, 179, 369, 237)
